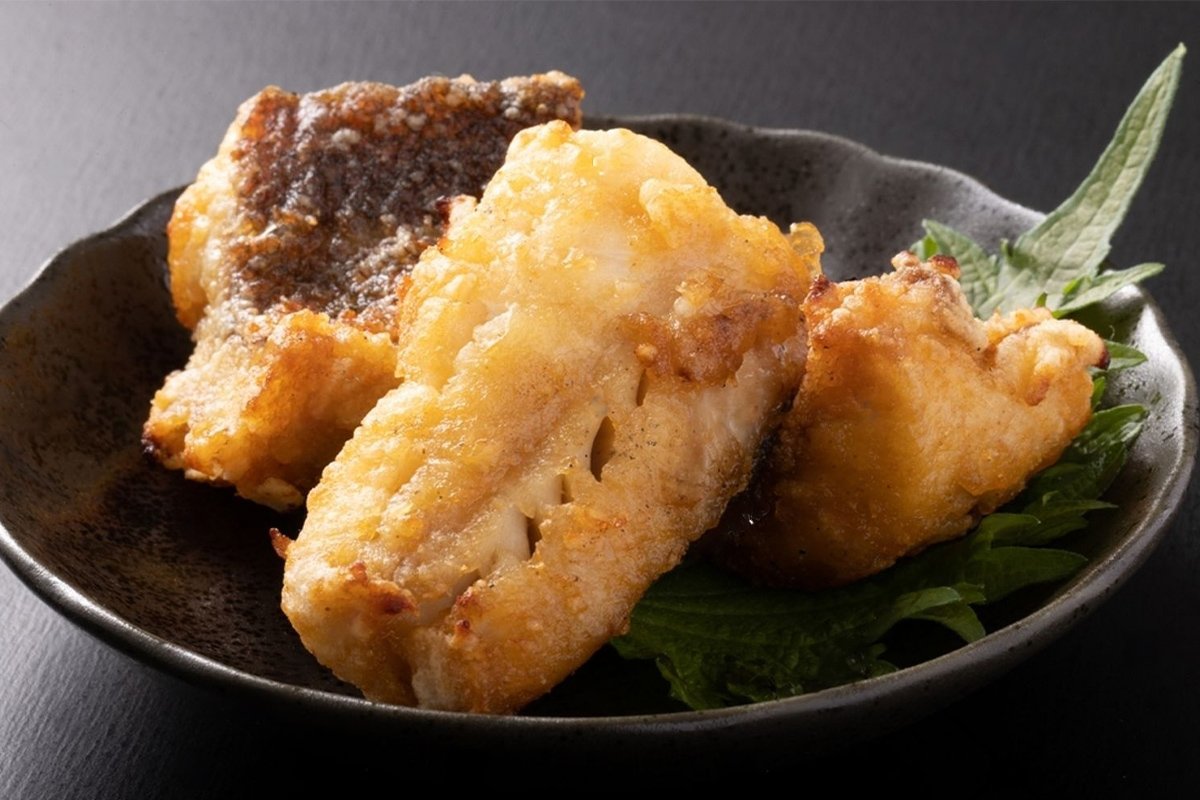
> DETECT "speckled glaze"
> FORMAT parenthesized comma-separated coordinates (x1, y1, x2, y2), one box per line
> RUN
(0, 116, 1194, 753)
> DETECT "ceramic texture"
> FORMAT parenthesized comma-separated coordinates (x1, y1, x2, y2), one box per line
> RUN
(0, 116, 1194, 753)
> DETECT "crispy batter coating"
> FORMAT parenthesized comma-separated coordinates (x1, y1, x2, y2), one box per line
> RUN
(281, 122, 818, 712)
(711, 252, 1107, 590)
(144, 74, 584, 509)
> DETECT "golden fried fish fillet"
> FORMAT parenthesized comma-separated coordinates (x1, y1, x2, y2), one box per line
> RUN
(281, 122, 819, 713)
(144, 73, 584, 509)
(711, 252, 1107, 590)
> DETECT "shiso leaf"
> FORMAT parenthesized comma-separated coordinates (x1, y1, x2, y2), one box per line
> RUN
(1102, 340, 1149, 372)
(1054, 262, 1165, 317)
(916, 46, 1182, 320)
(1007, 45, 1184, 308)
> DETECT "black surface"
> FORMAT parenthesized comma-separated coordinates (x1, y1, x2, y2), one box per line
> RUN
(1, 2, 1197, 795)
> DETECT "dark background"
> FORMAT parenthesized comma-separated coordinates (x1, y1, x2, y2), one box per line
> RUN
(1, 2, 1197, 794)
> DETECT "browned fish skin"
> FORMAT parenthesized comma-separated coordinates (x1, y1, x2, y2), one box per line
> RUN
(710, 252, 1107, 590)
(145, 73, 584, 510)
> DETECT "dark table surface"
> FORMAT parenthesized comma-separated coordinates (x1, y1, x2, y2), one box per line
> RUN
(2, 2, 1197, 794)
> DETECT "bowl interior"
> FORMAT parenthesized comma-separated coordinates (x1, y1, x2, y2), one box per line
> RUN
(0, 116, 1192, 743)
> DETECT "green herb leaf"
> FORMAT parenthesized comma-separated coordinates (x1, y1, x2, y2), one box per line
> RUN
(911, 233, 940, 261)
(1090, 375, 1108, 409)
(1023, 404, 1146, 506)
(1054, 262, 1165, 317)
(908, 600, 986, 642)
(960, 46, 1184, 318)
(1007, 45, 1184, 304)
(1102, 340, 1148, 372)
(611, 564, 987, 709)
(968, 547, 1087, 602)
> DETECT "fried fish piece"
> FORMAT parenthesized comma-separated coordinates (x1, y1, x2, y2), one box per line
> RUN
(711, 252, 1107, 590)
(144, 73, 584, 510)
(281, 122, 818, 713)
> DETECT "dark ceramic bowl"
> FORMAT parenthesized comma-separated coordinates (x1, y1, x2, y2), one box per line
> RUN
(0, 116, 1194, 757)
